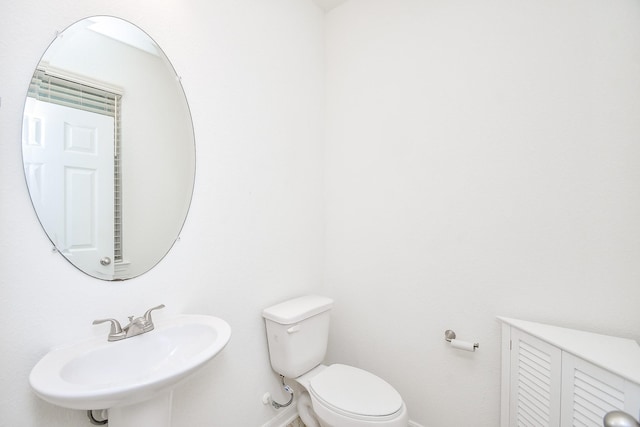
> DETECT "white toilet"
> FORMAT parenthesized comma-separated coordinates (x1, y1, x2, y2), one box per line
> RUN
(263, 295, 409, 427)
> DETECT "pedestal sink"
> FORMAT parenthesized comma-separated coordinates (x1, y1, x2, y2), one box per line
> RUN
(30, 314, 231, 427)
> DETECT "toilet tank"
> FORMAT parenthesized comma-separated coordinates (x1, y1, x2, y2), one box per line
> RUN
(262, 295, 333, 378)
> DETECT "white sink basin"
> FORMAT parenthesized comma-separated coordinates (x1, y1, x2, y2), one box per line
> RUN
(30, 314, 231, 411)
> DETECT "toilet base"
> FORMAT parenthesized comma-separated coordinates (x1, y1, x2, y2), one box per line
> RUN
(297, 392, 320, 427)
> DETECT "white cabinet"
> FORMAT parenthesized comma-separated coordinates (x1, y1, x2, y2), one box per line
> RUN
(508, 327, 562, 427)
(500, 318, 640, 427)
(561, 354, 640, 426)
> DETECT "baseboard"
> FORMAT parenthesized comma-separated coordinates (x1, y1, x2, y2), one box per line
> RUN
(260, 405, 299, 427)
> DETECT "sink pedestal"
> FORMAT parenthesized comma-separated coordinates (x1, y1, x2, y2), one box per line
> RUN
(108, 390, 173, 427)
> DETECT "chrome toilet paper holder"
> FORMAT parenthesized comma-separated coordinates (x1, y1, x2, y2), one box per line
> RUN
(444, 329, 479, 350)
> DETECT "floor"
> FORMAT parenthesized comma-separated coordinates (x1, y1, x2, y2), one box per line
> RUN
(286, 417, 306, 427)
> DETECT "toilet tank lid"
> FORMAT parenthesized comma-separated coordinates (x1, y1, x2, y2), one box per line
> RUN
(263, 295, 333, 324)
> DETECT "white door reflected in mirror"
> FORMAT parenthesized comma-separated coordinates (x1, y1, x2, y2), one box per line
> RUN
(22, 16, 195, 280)
(24, 98, 116, 278)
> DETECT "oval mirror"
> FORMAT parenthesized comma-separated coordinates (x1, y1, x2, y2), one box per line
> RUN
(21, 16, 195, 281)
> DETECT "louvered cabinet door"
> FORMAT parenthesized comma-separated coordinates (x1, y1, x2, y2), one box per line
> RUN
(509, 329, 562, 427)
(560, 353, 640, 427)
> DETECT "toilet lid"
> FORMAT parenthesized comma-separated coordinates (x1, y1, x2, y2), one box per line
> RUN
(309, 364, 403, 417)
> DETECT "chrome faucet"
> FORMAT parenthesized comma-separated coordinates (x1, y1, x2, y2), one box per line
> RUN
(93, 304, 165, 342)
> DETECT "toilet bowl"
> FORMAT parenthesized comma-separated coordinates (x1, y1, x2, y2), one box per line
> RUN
(296, 364, 408, 427)
(262, 296, 408, 427)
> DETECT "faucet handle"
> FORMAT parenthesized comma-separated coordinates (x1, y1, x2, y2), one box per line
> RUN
(92, 318, 125, 341)
(92, 318, 123, 333)
(143, 304, 165, 323)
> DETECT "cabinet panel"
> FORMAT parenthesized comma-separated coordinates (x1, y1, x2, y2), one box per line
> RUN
(561, 354, 640, 426)
(501, 320, 640, 427)
(510, 329, 562, 427)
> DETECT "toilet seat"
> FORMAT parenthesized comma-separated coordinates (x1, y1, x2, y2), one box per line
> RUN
(309, 364, 404, 420)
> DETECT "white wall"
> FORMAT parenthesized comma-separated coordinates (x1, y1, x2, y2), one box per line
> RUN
(324, 0, 640, 426)
(0, 0, 324, 426)
(4, 1, 640, 426)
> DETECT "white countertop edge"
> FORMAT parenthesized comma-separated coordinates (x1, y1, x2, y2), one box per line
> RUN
(498, 316, 640, 386)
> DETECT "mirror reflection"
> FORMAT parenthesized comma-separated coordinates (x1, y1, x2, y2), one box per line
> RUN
(22, 16, 195, 281)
